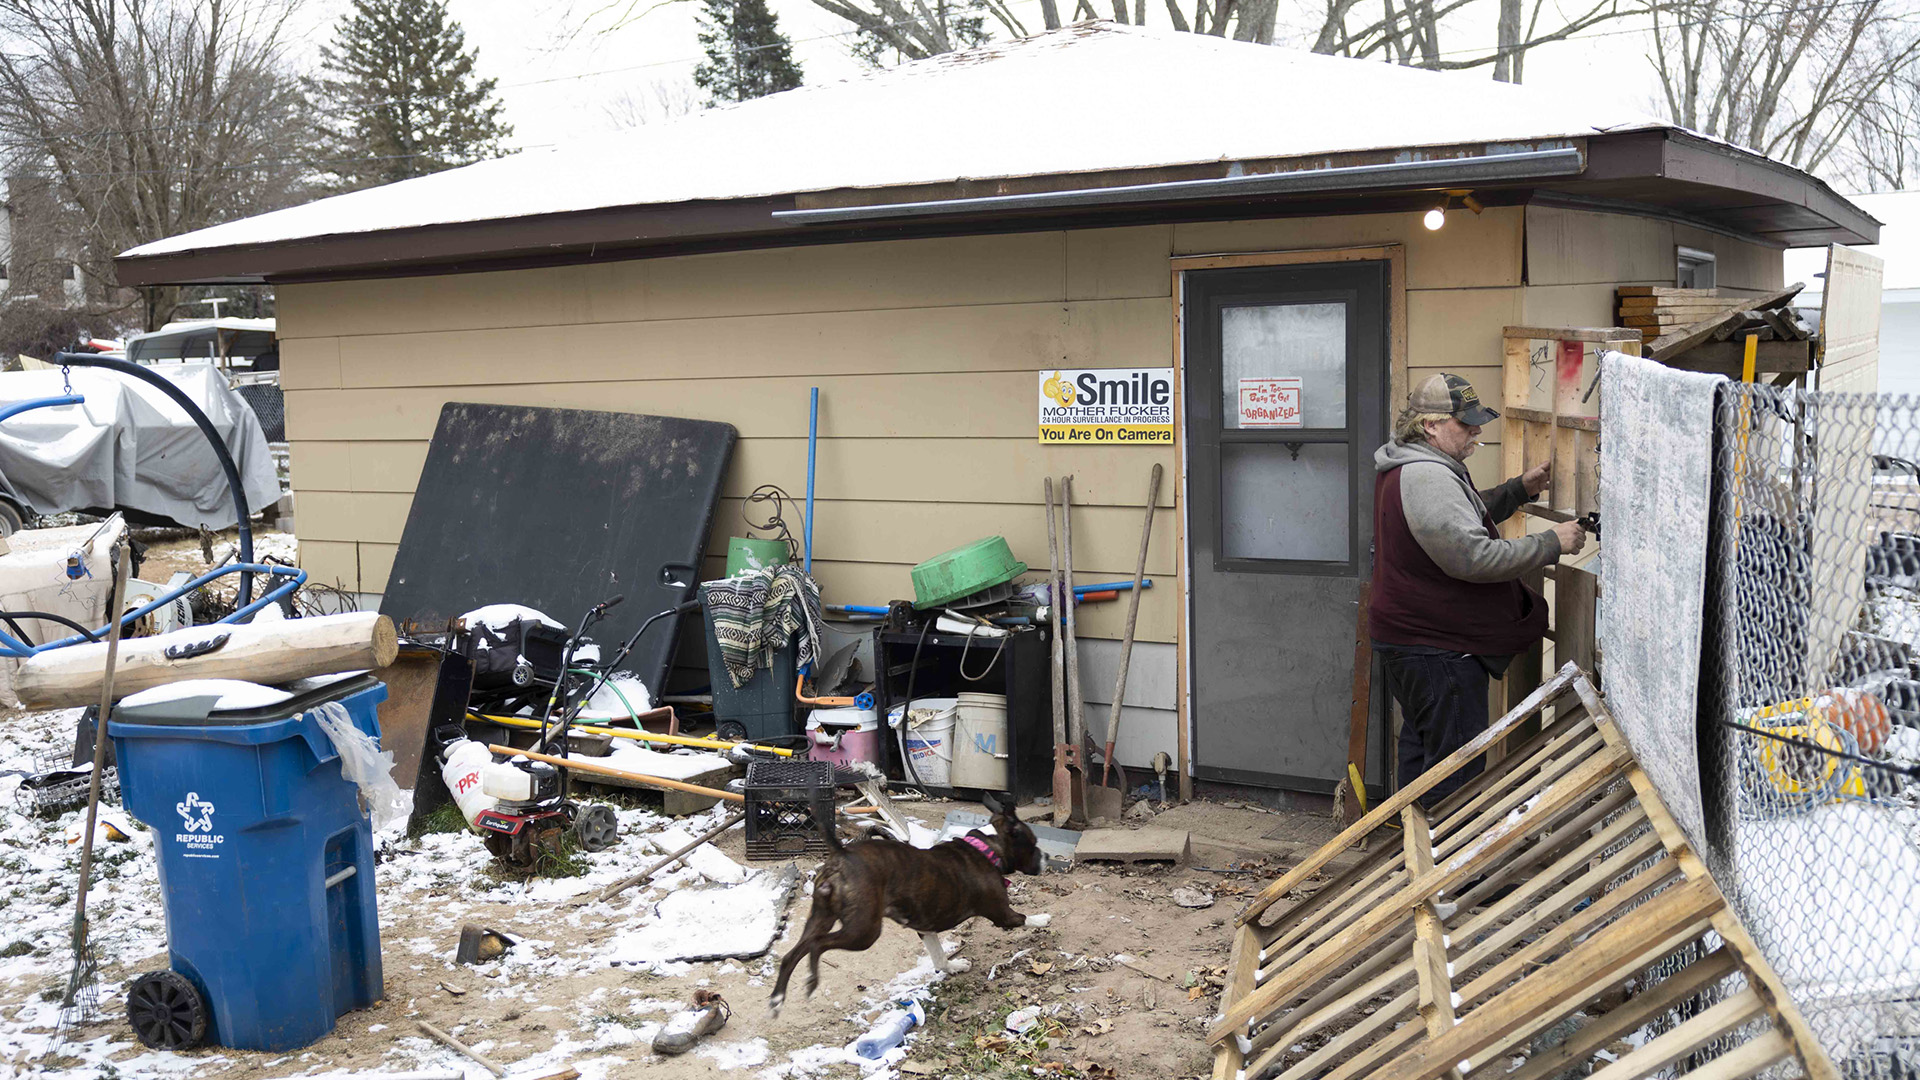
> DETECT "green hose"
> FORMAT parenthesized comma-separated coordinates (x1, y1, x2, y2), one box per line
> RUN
(570, 668, 641, 724)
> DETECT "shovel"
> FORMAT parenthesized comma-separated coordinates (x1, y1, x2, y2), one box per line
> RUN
(1085, 464, 1162, 822)
(1045, 479, 1081, 827)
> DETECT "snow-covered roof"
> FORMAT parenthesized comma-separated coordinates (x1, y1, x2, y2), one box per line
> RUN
(1786, 190, 1920, 298)
(125, 23, 1670, 260)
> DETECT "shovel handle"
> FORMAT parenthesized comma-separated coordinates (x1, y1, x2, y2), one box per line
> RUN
(1102, 464, 1162, 790)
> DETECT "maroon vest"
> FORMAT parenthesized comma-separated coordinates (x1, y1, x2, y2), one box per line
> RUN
(1369, 466, 1549, 656)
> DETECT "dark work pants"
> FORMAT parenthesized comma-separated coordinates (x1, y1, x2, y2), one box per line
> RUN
(1377, 647, 1489, 806)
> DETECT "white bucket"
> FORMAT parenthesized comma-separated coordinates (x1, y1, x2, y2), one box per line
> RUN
(891, 699, 958, 787)
(951, 692, 1009, 791)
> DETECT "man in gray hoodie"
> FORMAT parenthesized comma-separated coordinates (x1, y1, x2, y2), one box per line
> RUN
(1370, 373, 1587, 803)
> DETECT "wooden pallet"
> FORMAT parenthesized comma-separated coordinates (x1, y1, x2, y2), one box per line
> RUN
(1498, 326, 1635, 535)
(1212, 664, 1836, 1080)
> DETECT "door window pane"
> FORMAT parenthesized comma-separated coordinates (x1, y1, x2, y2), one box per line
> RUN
(1221, 302, 1347, 429)
(1221, 442, 1350, 562)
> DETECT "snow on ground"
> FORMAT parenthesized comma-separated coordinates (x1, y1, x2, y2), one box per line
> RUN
(0, 707, 178, 1075)
(213, 532, 298, 567)
(0, 704, 958, 1079)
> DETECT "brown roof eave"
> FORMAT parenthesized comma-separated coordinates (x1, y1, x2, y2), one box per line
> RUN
(112, 196, 806, 287)
(111, 128, 1876, 287)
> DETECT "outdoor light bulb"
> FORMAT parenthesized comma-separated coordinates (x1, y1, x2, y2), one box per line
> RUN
(1423, 206, 1447, 230)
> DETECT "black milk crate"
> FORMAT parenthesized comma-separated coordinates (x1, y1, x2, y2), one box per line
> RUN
(743, 759, 835, 860)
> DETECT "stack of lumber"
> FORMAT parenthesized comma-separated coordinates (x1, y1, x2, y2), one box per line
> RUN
(1619, 286, 1813, 346)
(1618, 283, 1813, 374)
(1615, 287, 1745, 334)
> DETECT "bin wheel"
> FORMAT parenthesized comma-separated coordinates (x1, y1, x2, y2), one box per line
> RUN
(127, 970, 207, 1050)
(717, 721, 748, 742)
(573, 803, 619, 852)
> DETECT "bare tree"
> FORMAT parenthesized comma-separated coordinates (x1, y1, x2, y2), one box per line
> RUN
(796, 0, 1641, 78)
(0, 0, 314, 329)
(1649, 0, 1920, 176)
(604, 80, 704, 127)
(1840, 70, 1920, 189)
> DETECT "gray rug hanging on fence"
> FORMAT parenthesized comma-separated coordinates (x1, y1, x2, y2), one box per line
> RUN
(1597, 351, 1722, 854)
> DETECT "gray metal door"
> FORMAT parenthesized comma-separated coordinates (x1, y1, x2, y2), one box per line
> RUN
(1186, 262, 1388, 791)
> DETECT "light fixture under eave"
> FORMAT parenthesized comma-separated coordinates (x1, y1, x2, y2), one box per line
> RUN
(1422, 189, 1484, 231)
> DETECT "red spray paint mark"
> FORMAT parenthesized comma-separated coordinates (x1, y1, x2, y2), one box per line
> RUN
(1558, 340, 1584, 382)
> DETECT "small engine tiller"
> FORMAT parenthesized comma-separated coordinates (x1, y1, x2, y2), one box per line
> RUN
(472, 593, 700, 869)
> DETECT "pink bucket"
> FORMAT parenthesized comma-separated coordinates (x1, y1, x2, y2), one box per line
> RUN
(807, 707, 882, 770)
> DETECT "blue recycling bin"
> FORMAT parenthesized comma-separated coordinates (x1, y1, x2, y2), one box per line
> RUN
(109, 674, 388, 1052)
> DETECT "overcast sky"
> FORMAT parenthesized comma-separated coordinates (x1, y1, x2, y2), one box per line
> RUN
(295, 0, 1665, 155)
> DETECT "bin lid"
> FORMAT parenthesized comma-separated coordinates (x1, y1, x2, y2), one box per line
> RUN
(113, 672, 382, 727)
(807, 707, 879, 732)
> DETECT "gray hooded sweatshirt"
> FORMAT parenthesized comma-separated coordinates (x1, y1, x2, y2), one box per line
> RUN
(1372, 439, 1561, 582)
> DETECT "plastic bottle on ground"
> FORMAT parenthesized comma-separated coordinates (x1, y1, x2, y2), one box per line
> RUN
(853, 999, 925, 1059)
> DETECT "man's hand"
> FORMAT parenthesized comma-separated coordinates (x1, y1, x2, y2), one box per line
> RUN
(1552, 520, 1587, 557)
(1521, 461, 1552, 497)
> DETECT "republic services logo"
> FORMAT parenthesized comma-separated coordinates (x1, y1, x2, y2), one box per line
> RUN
(176, 792, 216, 833)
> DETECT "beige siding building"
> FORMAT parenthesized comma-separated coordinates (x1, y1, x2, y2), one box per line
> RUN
(118, 24, 1871, 800)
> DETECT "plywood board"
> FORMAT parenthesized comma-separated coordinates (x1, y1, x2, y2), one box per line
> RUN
(379, 403, 735, 697)
(1798, 245, 1886, 693)
(1819, 244, 1885, 394)
(1525, 205, 1674, 287)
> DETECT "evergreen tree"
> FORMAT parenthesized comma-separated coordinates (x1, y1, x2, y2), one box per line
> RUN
(693, 0, 803, 105)
(312, 0, 512, 192)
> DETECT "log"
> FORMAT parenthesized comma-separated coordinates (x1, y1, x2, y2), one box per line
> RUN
(15, 612, 399, 709)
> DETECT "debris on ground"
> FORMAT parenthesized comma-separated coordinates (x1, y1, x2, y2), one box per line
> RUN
(1169, 887, 1214, 909)
(2, 697, 1303, 1079)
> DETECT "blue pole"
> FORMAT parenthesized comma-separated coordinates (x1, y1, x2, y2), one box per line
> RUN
(0, 394, 84, 424)
(1075, 579, 1154, 595)
(805, 387, 818, 575)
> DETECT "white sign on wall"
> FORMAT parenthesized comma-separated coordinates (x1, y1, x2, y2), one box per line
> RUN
(1238, 377, 1302, 428)
(1038, 368, 1175, 444)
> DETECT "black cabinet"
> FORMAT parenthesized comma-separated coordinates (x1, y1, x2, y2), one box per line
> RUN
(872, 626, 1052, 804)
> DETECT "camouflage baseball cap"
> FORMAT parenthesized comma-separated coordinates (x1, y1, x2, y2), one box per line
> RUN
(1410, 373, 1499, 426)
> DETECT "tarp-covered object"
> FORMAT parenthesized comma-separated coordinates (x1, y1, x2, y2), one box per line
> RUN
(0, 364, 279, 529)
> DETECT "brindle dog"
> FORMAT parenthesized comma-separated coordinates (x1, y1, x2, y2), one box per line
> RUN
(769, 792, 1050, 1015)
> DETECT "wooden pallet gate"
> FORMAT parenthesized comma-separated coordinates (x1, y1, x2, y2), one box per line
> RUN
(1212, 664, 1835, 1080)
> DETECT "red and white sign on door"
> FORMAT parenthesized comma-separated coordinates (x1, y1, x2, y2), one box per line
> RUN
(1238, 377, 1302, 428)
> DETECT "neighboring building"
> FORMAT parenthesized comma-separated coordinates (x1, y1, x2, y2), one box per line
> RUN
(115, 23, 1874, 801)
(1, 174, 87, 308)
(1785, 190, 1917, 398)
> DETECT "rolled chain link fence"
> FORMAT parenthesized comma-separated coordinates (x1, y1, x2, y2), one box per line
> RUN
(1697, 383, 1920, 1077)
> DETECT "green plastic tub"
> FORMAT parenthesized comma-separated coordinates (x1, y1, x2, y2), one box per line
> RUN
(912, 536, 1027, 609)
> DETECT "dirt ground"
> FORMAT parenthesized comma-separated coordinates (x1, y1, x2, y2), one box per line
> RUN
(131, 527, 299, 586)
(0, 691, 1361, 1080)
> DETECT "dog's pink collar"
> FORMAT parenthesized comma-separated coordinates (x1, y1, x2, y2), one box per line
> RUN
(962, 834, 1005, 872)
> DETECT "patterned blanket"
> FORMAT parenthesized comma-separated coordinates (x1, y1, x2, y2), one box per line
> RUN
(703, 566, 822, 689)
